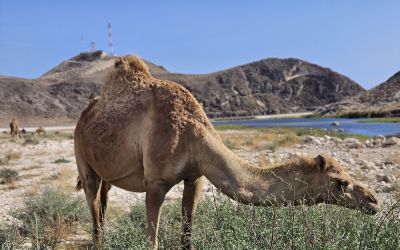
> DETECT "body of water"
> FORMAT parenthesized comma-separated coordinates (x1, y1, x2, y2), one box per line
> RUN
(213, 118, 400, 136)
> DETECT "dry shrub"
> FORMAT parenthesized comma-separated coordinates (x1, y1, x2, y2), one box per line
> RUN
(51, 166, 76, 191)
(0, 151, 22, 165)
(14, 188, 89, 249)
(219, 129, 300, 151)
(0, 168, 19, 184)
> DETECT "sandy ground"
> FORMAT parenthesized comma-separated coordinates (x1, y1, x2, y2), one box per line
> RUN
(0, 129, 399, 224)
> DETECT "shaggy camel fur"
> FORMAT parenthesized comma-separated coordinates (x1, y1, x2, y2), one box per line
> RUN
(9, 118, 21, 139)
(75, 56, 380, 249)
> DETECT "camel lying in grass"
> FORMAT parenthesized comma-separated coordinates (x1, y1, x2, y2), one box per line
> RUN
(75, 56, 379, 249)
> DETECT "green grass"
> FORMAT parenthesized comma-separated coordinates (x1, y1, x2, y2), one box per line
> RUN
(336, 111, 392, 119)
(214, 124, 253, 131)
(103, 197, 400, 249)
(358, 117, 400, 123)
(1, 189, 399, 249)
(304, 114, 324, 118)
(0, 223, 22, 249)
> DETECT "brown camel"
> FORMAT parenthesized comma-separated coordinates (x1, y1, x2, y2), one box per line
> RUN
(35, 126, 46, 136)
(9, 118, 21, 139)
(75, 56, 379, 249)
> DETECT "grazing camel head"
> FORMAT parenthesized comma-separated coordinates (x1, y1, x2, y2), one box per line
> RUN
(301, 155, 380, 214)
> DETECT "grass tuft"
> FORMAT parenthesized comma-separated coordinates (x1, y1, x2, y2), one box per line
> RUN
(103, 197, 400, 249)
(0, 168, 19, 184)
(0, 152, 22, 165)
(23, 137, 40, 146)
(358, 117, 400, 123)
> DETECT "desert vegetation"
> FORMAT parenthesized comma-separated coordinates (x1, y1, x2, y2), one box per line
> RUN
(1, 188, 399, 249)
(358, 117, 400, 123)
(0, 127, 399, 249)
(336, 110, 397, 119)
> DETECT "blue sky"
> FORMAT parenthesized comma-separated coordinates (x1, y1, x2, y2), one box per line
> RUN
(0, 1, 399, 89)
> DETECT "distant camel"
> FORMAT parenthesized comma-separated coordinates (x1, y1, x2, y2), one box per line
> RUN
(9, 118, 21, 139)
(35, 127, 46, 136)
(21, 128, 27, 134)
(75, 56, 380, 249)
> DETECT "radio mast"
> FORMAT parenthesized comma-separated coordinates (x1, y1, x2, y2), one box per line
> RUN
(108, 22, 115, 56)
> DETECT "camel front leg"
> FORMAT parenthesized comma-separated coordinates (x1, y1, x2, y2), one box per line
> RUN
(181, 176, 204, 250)
(145, 181, 171, 250)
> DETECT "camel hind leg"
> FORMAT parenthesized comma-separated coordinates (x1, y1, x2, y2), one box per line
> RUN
(99, 180, 111, 229)
(181, 176, 204, 250)
(75, 150, 109, 248)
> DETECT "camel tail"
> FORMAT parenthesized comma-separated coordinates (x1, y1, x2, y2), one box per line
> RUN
(76, 176, 83, 191)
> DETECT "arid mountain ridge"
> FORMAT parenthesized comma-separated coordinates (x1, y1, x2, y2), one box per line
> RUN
(318, 71, 400, 116)
(1, 50, 394, 127)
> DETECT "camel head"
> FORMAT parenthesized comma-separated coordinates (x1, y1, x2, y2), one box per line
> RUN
(304, 154, 380, 214)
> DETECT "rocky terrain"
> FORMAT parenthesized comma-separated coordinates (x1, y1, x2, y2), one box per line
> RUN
(0, 51, 364, 126)
(0, 129, 398, 224)
(156, 58, 364, 117)
(318, 71, 400, 116)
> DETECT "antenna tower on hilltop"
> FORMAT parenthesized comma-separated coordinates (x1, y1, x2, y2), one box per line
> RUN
(108, 22, 115, 56)
(90, 41, 96, 51)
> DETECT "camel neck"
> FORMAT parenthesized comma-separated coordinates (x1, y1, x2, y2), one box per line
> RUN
(197, 133, 313, 205)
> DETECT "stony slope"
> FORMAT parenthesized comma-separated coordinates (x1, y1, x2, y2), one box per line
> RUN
(0, 51, 364, 126)
(318, 71, 400, 116)
(160, 58, 364, 117)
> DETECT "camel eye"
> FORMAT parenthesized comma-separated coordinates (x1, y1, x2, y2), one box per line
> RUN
(337, 180, 348, 190)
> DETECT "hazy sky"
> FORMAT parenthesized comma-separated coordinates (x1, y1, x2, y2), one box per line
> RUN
(1, 1, 399, 89)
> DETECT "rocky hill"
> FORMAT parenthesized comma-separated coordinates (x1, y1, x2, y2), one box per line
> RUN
(0, 51, 364, 126)
(318, 71, 400, 116)
(159, 58, 364, 117)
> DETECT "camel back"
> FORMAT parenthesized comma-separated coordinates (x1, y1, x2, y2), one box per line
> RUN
(76, 56, 215, 150)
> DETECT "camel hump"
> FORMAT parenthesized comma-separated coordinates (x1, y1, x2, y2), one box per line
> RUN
(114, 55, 151, 77)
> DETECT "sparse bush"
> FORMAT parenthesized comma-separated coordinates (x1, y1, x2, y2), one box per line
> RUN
(44, 132, 74, 141)
(223, 139, 236, 150)
(13, 188, 90, 248)
(0, 152, 22, 165)
(0, 168, 19, 184)
(54, 157, 71, 164)
(103, 197, 400, 249)
(23, 137, 40, 146)
(265, 142, 278, 152)
(0, 222, 23, 249)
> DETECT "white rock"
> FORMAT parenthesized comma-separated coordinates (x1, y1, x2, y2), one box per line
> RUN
(375, 135, 386, 141)
(383, 137, 400, 146)
(344, 138, 361, 144)
(331, 137, 343, 143)
(344, 138, 364, 148)
(347, 158, 356, 165)
(376, 174, 393, 183)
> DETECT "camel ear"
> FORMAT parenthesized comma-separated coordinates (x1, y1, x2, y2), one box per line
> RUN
(315, 155, 327, 171)
(114, 58, 124, 68)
